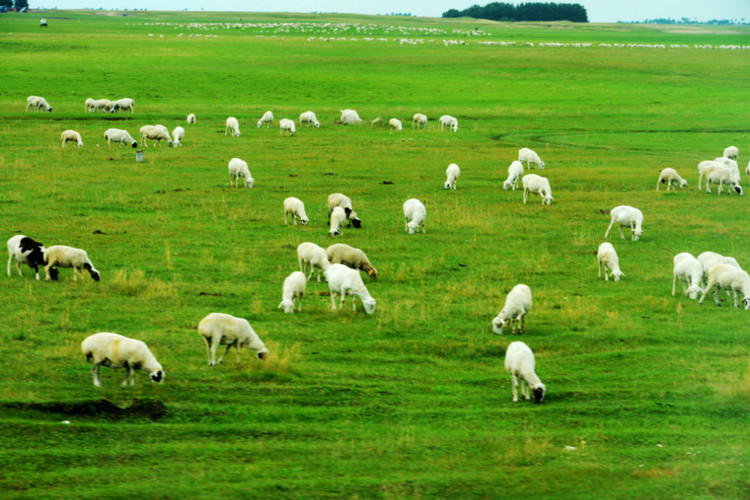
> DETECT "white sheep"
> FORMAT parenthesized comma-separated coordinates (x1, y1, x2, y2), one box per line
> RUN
(444, 163, 460, 190)
(705, 164, 742, 195)
(503, 161, 524, 191)
(388, 118, 402, 131)
(697, 251, 741, 287)
(340, 109, 362, 125)
(492, 284, 532, 335)
(697, 160, 727, 190)
(225, 116, 241, 137)
(723, 146, 739, 161)
(412, 113, 427, 129)
(699, 264, 750, 309)
(89, 98, 111, 112)
(197, 312, 269, 365)
(747, 161, 750, 179)
(283, 197, 309, 225)
(604, 205, 643, 241)
(84, 98, 95, 112)
(26, 95, 52, 112)
(257, 110, 274, 128)
(403, 198, 426, 234)
(522, 174, 553, 204)
(326, 243, 377, 279)
(43, 245, 100, 282)
(672, 252, 703, 299)
(327, 193, 361, 228)
(329, 206, 346, 236)
(113, 98, 134, 113)
(324, 263, 377, 314)
(297, 242, 330, 282)
(186, 113, 196, 125)
(103, 100, 119, 113)
(280, 118, 296, 136)
(104, 128, 138, 148)
(714, 157, 741, 184)
(518, 148, 545, 169)
(228, 158, 254, 188)
(278, 271, 307, 313)
(172, 126, 185, 147)
(597, 242, 625, 282)
(139, 125, 172, 147)
(81, 332, 164, 387)
(7, 235, 57, 281)
(504, 341, 545, 403)
(61, 130, 83, 148)
(299, 110, 320, 128)
(656, 167, 687, 191)
(439, 114, 458, 132)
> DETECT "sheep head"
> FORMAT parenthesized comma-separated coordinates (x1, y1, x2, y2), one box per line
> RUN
(150, 369, 165, 384)
(278, 299, 295, 314)
(532, 383, 545, 403)
(611, 270, 625, 282)
(363, 297, 377, 314)
(686, 285, 703, 300)
(492, 314, 507, 335)
(257, 349, 268, 361)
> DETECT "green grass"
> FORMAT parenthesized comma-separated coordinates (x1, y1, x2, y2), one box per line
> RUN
(1, 10, 750, 499)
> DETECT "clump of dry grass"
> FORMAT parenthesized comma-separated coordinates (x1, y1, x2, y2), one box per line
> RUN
(711, 359, 750, 402)
(108, 269, 175, 298)
(246, 340, 302, 377)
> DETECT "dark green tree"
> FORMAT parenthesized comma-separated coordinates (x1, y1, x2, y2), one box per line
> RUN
(14, 0, 28, 10)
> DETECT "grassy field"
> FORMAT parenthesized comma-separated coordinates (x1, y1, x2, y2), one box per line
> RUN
(1, 9, 749, 499)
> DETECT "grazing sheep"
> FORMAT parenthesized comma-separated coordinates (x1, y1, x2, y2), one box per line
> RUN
(114, 98, 134, 113)
(326, 243, 377, 279)
(412, 113, 427, 129)
(714, 157, 741, 183)
(705, 164, 742, 195)
(503, 161, 524, 191)
(699, 264, 750, 309)
(518, 148, 545, 170)
(197, 312, 269, 366)
(103, 100, 119, 113)
(280, 118, 296, 136)
(228, 158, 254, 188)
(90, 98, 112, 112)
(139, 125, 172, 147)
(492, 284, 532, 335)
(403, 198, 426, 234)
(43, 245, 100, 282)
(104, 128, 138, 148)
(186, 113, 196, 125)
(61, 130, 83, 148)
(698, 160, 727, 190)
(604, 205, 643, 241)
(672, 252, 703, 299)
(522, 174, 553, 205)
(504, 341, 545, 403)
(283, 197, 309, 226)
(697, 251, 741, 287)
(257, 110, 274, 128)
(299, 111, 320, 128)
(225, 116, 241, 137)
(439, 114, 458, 132)
(597, 242, 625, 282)
(327, 193, 361, 228)
(324, 263, 377, 314)
(724, 146, 739, 161)
(656, 168, 688, 191)
(329, 206, 346, 236)
(389, 118, 402, 131)
(297, 242, 330, 282)
(7, 235, 57, 281)
(444, 163, 460, 190)
(81, 332, 164, 387)
(171, 126, 185, 147)
(278, 271, 306, 313)
(26, 96, 52, 112)
(340, 109, 362, 125)
(84, 98, 95, 112)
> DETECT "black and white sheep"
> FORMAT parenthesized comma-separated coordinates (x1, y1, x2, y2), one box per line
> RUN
(7, 235, 57, 281)
(327, 193, 361, 228)
(198, 312, 269, 365)
(81, 332, 164, 387)
(43, 245, 100, 282)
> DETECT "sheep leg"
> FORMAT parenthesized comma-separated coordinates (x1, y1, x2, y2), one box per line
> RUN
(733, 290, 740, 308)
(699, 279, 717, 305)
(522, 379, 530, 400)
(330, 291, 337, 310)
(122, 364, 133, 386)
(284, 212, 288, 225)
(203, 336, 214, 365)
(713, 286, 721, 306)
(44, 260, 56, 281)
(404, 217, 409, 232)
(604, 220, 615, 239)
(510, 374, 519, 402)
(16, 260, 24, 277)
(216, 343, 233, 365)
(210, 336, 223, 365)
(520, 313, 526, 333)
(234, 341, 241, 363)
(92, 364, 102, 387)
(73, 267, 78, 282)
(316, 268, 322, 283)
(523, 188, 528, 204)
(297, 294, 303, 312)
(672, 274, 677, 296)
(618, 225, 625, 240)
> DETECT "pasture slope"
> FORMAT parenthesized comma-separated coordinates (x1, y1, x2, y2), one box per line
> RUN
(1, 9, 749, 499)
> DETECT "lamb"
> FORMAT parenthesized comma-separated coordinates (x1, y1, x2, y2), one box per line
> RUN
(672, 252, 703, 299)
(518, 148, 545, 170)
(225, 116, 241, 137)
(604, 205, 643, 241)
(104, 128, 138, 148)
(439, 114, 458, 132)
(326, 243, 377, 279)
(403, 198, 426, 234)
(503, 161, 524, 190)
(283, 197, 309, 226)
(522, 174, 553, 205)
(299, 111, 320, 128)
(197, 312, 269, 366)
(444, 163, 460, 190)
(228, 158, 254, 188)
(492, 284, 532, 335)
(597, 242, 625, 282)
(504, 341, 545, 403)
(113, 98, 134, 113)
(278, 271, 307, 313)
(61, 130, 83, 148)
(412, 113, 427, 129)
(297, 242, 330, 282)
(656, 168, 687, 191)
(280, 118, 296, 136)
(171, 126, 185, 147)
(340, 109, 363, 125)
(7, 235, 57, 281)
(186, 113, 196, 125)
(257, 110, 274, 128)
(43, 245, 100, 282)
(26, 95, 52, 112)
(698, 264, 750, 309)
(329, 206, 346, 236)
(324, 263, 377, 314)
(327, 193, 361, 228)
(81, 332, 165, 387)
(139, 125, 173, 147)
(705, 164, 742, 195)
(389, 118, 402, 131)
(723, 146, 739, 161)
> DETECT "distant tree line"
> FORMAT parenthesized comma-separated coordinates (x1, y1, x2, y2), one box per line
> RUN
(638, 17, 748, 26)
(443, 2, 588, 23)
(0, 0, 29, 10)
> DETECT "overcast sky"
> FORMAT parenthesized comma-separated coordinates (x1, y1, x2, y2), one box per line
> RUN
(32, 0, 750, 23)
